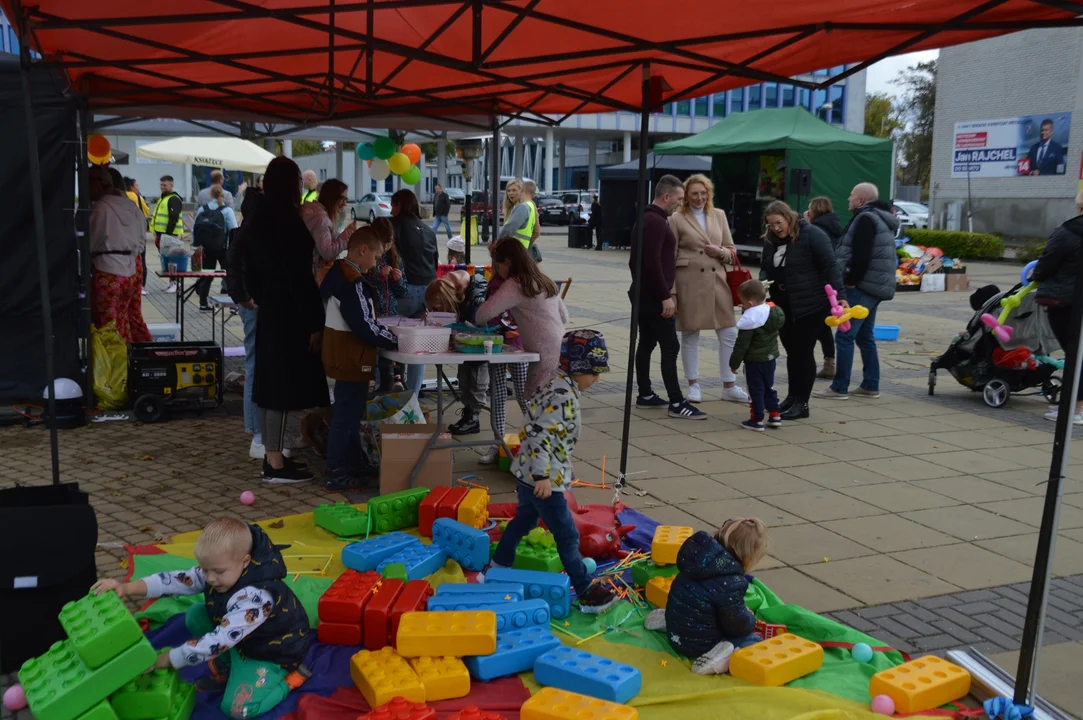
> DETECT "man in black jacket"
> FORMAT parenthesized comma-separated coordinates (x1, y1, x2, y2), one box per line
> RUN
(589, 194, 604, 251)
(432, 184, 452, 239)
(629, 175, 706, 420)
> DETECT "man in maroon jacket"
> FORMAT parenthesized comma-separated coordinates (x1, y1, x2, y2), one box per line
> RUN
(628, 175, 707, 420)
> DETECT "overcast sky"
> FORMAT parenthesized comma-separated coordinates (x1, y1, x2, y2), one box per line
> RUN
(865, 50, 939, 98)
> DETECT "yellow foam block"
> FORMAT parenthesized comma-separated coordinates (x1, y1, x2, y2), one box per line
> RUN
(408, 656, 470, 701)
(396, 611, 497, 657)
(651, 526, 693, 565)
(349, 647, 425, 708)
(522, 687, 638, 720)
(729, 633, 824, 687)
(498, 433, 521, 458)
(645, 575, 674, 608)
(457, 488, 489, 529)
(869, 655, 971, 714)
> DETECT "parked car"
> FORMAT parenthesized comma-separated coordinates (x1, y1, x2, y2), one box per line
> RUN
(355, 192, 393, 223)
(893, 201, 929, 229)
(446, 187, 466, 204)
(558, 191, 594, 224)
(538, 196, 569, 226)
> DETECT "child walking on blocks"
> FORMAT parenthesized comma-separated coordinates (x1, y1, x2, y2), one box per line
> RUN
(730, 279, 785, 432)
(489, 329, 619, 614)
(92, 517, 310, 718)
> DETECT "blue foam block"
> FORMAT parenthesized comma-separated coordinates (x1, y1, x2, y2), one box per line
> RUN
(377, 544, 447, 580)
(341, 532, 420, 572)
(464, 626, 561, 681)
(484, 567, 571, 619)
(431, 518, 491, 571)
(533, 646, 642, 703)
(426, 593, 516, 611)
(437, 582, 524, 601)
(491, 599, 551, 632)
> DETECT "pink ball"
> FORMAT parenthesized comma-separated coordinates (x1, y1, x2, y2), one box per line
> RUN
(871, 694, 895, 716)
(3, 684, 27, 711)
(239, 490, 256, 506)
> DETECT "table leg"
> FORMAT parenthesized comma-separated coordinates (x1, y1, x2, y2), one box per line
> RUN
(407, 363, 445, 488)
(178, 277, 186, 342)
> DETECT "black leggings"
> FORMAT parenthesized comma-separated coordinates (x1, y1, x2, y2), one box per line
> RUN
(1045, 305, 1083, 401)
(780, 316, 822, 403)
(818, 324, 835, 360)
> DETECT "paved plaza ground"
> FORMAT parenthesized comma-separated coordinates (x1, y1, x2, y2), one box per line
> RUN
(3, 229, 1082, 717)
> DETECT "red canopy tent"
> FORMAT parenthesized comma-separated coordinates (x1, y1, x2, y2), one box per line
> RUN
(7, 0, 1083, 711)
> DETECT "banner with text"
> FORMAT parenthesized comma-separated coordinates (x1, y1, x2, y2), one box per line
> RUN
(951, 113, 1072, 178)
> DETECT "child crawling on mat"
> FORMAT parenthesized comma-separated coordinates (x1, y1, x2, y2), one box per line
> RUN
(644, 518, 769, 675)
(92, 517, 310, 718)
(487, 329, 620, 614)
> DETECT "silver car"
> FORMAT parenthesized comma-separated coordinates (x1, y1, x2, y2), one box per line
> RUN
(893, 201, 929, 229)
(354, 192, 394, 223)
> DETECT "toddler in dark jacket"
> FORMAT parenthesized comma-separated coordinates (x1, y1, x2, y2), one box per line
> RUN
(644, 518, 768, 674)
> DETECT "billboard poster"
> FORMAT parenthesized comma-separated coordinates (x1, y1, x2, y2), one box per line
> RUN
(756, 154, 785, 200)
(951, 113, 1072, 178)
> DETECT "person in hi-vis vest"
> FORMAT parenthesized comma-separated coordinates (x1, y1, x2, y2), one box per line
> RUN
(152, 174, 184, 293)
(301, 170, 319, 203)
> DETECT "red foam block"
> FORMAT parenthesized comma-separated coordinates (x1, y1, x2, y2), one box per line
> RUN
(364, 578, 404, 650)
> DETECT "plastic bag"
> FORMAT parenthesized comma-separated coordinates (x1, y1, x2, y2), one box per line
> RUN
(359, 391, 425, 465)
(91, 322, 128, 410)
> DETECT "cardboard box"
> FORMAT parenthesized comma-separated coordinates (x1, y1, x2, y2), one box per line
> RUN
(379, 423, 453, 493)
(922, 258, 943, 275)
(945, 272, 969, 292)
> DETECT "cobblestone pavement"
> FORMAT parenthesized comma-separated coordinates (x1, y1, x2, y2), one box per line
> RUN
(4, 236, 1083, 714)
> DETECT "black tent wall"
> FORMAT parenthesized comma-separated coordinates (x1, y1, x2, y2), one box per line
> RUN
(598, 154, 711, 249)
(0, 57, 80, 404)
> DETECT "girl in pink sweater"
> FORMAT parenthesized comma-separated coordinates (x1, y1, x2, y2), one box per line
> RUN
(477, 239, 569, 397)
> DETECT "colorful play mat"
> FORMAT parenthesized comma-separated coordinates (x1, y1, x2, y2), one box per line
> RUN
(128, 501, 959, 720)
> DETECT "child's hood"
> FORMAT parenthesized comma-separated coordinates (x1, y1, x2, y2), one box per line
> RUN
(736, 303, 785, 332)
(676, 530, 745, 581)
(320, 259, 362, 299)
(239, 524, 289, 585)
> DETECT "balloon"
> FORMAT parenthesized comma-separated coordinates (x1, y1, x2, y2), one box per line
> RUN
(88, 152, 111, 166)
(373, 137, 396, 160)
(1022, 259, 1039, 285)
(88, 135, 111, 158)
(402, 165, 422, 186)
(356, 143, 376, 161)
(402, 143, 422, 165)
(389, 152, 411, 176)
(370, 158, 391, 181)
(366, 160, 372, 167)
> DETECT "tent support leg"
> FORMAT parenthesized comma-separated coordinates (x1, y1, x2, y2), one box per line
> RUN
(76, 104, 93, 408)
(618, 63, 652, 488)
(1013, 258, 1083, 705)
(490, 119, 500, 243)
(19, 31, 60, 485)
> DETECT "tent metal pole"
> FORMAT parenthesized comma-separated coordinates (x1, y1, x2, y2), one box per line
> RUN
(1013, 257, 1083, 706)
(18, 23, 60, 485)
(76, 103, 93, 409)
(618, 63, 652, 488)
(490, 119, 500, 247)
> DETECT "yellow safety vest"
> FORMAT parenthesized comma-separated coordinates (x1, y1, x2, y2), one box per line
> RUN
(513, 201, 537, 249)
(302, 189, 318, 204)
(151, 193, 183, 236)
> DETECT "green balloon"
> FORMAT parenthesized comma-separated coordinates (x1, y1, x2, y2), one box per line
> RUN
(356, 143, 375, 161)
(402, 165, 422, 186)
(373, 137, 396, 160)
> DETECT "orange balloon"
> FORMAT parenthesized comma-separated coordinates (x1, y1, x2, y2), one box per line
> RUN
(366, 159, 372, 167)
(88, 135, 111, 158)
(88, 152, 110, 166)
(402, 143, 422, 165)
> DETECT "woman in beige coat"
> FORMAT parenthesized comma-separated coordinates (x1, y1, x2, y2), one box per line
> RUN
(669, 174, 749, 404)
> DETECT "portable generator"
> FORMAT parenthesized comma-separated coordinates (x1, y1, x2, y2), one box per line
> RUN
(127, 341, 223, 423)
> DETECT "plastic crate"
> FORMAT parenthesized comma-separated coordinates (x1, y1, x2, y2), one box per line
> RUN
(390, 326, 452, 354)
(873, 325, 900, 341)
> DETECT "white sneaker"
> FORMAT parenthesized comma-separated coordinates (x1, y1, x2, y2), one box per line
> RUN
(479, 446, 499, 465)
(691, 641, 735, 675)
(644, 609, 667, 631)
(165, 283, 177, 294)
(249, 437, 292, 459)
(687, 383, 703, 403)
(141, 289, 149, 296)
(1044, 410, 1083, 425)
(721, 385, 750, 404)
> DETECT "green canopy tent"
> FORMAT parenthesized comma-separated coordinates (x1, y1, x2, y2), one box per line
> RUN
(655, 107, 893, 243)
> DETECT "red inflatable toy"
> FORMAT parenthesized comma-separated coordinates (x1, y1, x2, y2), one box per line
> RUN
(489, 491, 635, 560)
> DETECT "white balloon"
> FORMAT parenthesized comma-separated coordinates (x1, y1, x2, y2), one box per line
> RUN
(370, 158, 391, 181)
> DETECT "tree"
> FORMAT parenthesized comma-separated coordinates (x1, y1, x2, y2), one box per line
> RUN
(419, 140, 457, 161)
(291, 140, 324, 157)
(892, 59, 937, 193)
(864, 92, 902, 138)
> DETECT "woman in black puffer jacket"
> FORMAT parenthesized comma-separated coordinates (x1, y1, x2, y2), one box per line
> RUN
(760, 200, 844, 419)
(806, 197, 845, 380)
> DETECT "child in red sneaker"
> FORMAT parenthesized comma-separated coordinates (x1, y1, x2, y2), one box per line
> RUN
(730, 280, 785, 432)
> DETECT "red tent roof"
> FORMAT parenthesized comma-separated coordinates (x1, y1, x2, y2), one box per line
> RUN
(7, 0, 1079, 125)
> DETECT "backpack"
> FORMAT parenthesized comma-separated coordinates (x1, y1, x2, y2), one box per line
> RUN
(193, 206, 227, 250)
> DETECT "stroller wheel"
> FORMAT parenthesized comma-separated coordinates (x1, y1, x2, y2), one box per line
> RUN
(982, 378, 1010, 408)
(1043, 376, 1062, 406)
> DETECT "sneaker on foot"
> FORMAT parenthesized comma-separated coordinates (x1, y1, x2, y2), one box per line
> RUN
(636, 393, 668, 408)
(691, 641, 735, 675)
(741, 419, 765, 432)
(199, 304, 212, 312)
(814, 387, 849, 400)
(577, 581, 620, 614)
(449, 409, 481, 435)
(249, 437, 292, 459)
(722, 385, 750, 404)
(644, 608, 667, 631)
(479, 446, 499, 465)
(668, 400, 707, 420)
(1044, 409, 1083, 425)
(324, 467, 370, 492)
(141, 289, 149, 296)
(687, 383, 703, 403)
(765, 413, 782, 428)
(165, 282, 177, 294)
(852, 387, 881, 398)
(261, 460, 314, 484)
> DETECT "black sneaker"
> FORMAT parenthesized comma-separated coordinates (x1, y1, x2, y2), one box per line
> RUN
(780, 402, 809, 420)
(636, 393, 668, 408)
(199, 304, 212, 312)
(449, 409, 480, 435)
(324, 467, 370, 493)
(577, 581, 620, 615)
(765, 413, 783, 428)
(668, 400, 707, 420)
(261, 460, 314, 485)
(741, 419, 765, 432)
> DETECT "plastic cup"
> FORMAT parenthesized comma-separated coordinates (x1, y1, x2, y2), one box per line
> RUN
(167, 262, 177, 273)
(483, 340, 493, 354)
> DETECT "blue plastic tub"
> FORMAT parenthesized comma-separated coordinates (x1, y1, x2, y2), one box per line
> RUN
(159, 255, 189, 272)
(873, 325, 900, 341)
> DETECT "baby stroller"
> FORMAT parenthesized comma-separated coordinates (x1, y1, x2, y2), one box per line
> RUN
(929, 283, 1062, 408)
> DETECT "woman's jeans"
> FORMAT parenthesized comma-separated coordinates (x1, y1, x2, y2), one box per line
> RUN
(830, 288, 881, 394)
(238, 306, 259, 434)
(398, 283, 428, 394)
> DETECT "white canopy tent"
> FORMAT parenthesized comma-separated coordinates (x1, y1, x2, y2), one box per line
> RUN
(135, 136, 275, 173)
